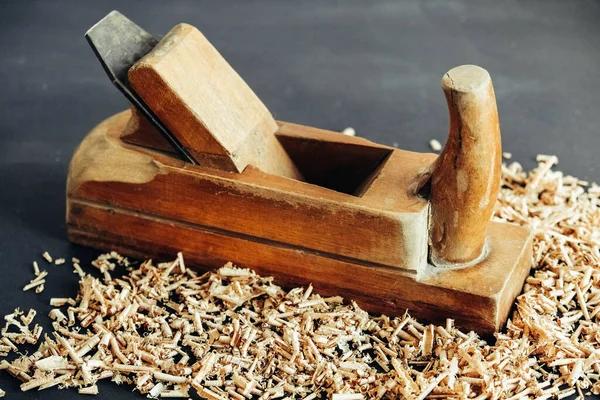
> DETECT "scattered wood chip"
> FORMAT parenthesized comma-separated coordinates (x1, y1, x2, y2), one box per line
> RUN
(32, 261, 40, 276)
(0, 155, 599, 398)
(78, 384, 99, 395)
(42, 251, 53, 263)
(23, 279, 45, 292)
(72, 262, 85, 277)
(429, 139, 442, 151)
(35, 355, 70, 371)
(341, 127, 355, 136)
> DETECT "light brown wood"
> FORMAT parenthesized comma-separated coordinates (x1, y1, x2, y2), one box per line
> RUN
(68, 111, 431, 272)
(68, 204, 531, 336)
(128, 23, 303, 180)
(428, 65, 502, 268)
(66, 110, 532, 335)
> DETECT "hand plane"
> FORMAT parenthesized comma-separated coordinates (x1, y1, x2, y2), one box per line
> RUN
(67, 11, 532, 335)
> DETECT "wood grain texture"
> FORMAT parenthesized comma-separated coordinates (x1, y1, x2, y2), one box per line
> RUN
(428, 65, 502, 268)
(128, 23, 302, 180)
(66, 110, 532, 334)
(69, 110, 432, 271)
(67, 195, 532, 336)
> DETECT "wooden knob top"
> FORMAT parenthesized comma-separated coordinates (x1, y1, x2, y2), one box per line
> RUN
(441, 65, 491, 93)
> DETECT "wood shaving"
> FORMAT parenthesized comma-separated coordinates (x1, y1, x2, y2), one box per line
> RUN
(342, 127, 356, 136)
(1, 155, 599, 398)
(429, 139, 442, 152)
(1, 308, 42, 351)
(42, 251, 53, 263)
(32, 261, 40, 276)
(79, 384, 99, 395)
(73, 262, 85, 277)
(23, 268, 48, 293)
(22, 279, 45, 292)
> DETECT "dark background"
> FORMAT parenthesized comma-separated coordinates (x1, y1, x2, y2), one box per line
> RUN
(1, 1, 599, 398)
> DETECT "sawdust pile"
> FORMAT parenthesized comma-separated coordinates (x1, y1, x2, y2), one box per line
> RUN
(1, 155, 600, 399)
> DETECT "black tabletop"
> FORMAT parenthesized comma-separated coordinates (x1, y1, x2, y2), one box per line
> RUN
(1, 1, 599, 398)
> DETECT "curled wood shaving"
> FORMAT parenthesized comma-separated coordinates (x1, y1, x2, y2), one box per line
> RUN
(0, 155, 599, 398)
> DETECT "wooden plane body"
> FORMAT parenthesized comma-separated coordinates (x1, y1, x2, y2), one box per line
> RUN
(66, 110, 532, 335)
